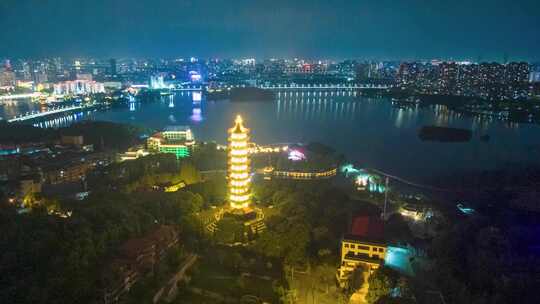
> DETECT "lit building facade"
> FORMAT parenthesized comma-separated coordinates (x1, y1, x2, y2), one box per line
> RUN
(338, 238, 387, 285)
(337, 216, 387, 286)
(147, 126, 195, 159)
(0, 70, 16, 88)
(118, 149, 150, 162)
(150, 74, 167, 89)
(396, 61, 532, 101)
(228, 115, 251, 210)
(270, 168, 337, 180)
(53, 80, 105, 96)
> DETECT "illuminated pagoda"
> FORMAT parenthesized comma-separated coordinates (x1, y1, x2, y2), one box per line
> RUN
(228, 115, 251, 210)
(205, 115, 264, 237)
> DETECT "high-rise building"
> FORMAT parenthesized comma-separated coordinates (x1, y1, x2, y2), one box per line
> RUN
(398, 61, 531, 101)
(0, 69, 16, 88)
(150, 74, 166, 89)
(505, 62, 529, 83)
(4, 59, 12, 71)
(33, 72, 48, 84)
(532, 83, 540, 97)
(21, 61, 32, 81)
(228, 115, 251, 210)
(438, 62, 458, 94)
(76, 73, 93, 81)
(355, 63, 371, 81)
(455, 63, 478, 96)
(396, 62, 420, 87)
(109, 59, 117, 75)
(530, 72, 540, 83)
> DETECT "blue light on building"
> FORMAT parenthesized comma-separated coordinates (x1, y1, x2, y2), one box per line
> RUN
(384, 246, 414, 276)
(0, 147, 20, 156)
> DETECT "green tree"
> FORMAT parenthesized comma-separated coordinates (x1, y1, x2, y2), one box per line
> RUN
(396, 277, 413, 299)
(179, 160, 202, 185)
(366, 267, 398, 304)
(215, 217, 244, 244)
(348, 266, 366, 294)
(315, 264, 337, 294)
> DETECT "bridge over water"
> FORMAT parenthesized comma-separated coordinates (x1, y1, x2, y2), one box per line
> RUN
(176, 83, 391, 91)
(7, 104, 95, 123)
(0, 92, 45, 101)
(260, 83, 391, 90)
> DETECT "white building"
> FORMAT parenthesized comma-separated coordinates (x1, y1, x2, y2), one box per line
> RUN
(53, 80, 105, 96)
(530, 72, 540, 83)
(0, 70, 16, 88)
(150, 74, 167, 89)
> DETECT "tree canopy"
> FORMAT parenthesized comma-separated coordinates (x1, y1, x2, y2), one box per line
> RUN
(0, 187, 205, 303)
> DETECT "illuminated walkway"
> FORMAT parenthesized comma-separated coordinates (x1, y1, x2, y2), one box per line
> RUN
(172, 86, 203, 91)
(205, 83, 391, 91)
(261, 84, 390, 90)
(0, 92, 45, 100)
(369, 168, 453, 192)
(8, 105, 91, 122)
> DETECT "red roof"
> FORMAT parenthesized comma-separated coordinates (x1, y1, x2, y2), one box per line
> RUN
(350, 216, 384, 240)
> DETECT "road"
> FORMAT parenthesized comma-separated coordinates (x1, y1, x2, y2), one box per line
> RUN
(153, 253, 198, 303)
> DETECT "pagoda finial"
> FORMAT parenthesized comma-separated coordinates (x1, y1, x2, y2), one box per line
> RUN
(235, 115, 243, 125)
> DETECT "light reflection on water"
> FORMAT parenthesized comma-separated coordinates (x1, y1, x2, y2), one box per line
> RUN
(2, 91, 540, 181)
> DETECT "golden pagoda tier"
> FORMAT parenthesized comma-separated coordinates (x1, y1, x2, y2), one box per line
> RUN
(228, 115, 251, 210)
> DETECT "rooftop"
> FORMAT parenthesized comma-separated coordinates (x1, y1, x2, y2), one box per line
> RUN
(163, 125, 191, 132)
(349, 215, 385, 241)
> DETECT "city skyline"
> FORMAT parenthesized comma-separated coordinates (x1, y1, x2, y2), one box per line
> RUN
(1, 0, 540, 61)
(1, 56, 539, 63)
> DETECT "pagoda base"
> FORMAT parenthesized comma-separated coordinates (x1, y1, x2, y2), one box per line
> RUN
(227, 206, 256, 217)
(206, 205, 266, 243)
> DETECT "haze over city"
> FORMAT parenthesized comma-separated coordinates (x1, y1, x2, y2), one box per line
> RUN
(1, 0, 540, 60)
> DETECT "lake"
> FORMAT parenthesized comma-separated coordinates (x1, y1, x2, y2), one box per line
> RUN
(2, 90, 540, 182)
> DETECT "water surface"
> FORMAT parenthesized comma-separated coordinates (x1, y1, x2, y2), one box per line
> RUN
(2, 91, 539, 182)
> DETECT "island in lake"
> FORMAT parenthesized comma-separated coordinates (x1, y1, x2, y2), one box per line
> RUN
(418, 126, 472, 142)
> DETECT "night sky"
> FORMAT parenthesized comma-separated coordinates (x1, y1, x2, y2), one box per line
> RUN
(1, 0, 539, 60)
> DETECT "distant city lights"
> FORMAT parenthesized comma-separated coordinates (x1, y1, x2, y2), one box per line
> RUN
(189, 71, 202, 82)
